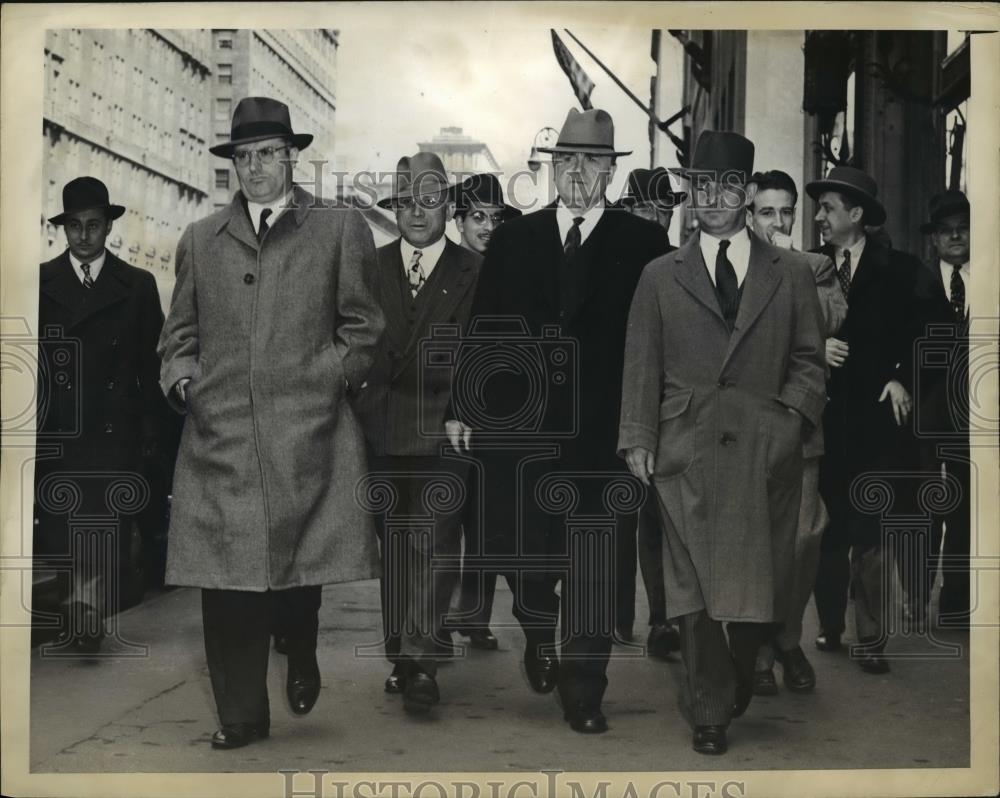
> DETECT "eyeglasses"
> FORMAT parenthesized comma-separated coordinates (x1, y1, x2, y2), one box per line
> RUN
(232, 145, 290, 167)
(467, 210, 505, 225)
(552, 152, 610, 170)
(396, 194, 446, 210)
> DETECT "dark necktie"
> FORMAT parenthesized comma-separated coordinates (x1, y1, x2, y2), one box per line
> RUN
(564, 216, 584, 262)
(80, 262, 95, 289)
(715, 239, 739, 325)
(837, 250, 852, 299)
(950, 265, 966, 323)
(408, 250, 425, 297)
(258, 208, 272, 242)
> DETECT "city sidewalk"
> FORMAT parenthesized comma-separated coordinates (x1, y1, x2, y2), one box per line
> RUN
(30, 579, 969, 773)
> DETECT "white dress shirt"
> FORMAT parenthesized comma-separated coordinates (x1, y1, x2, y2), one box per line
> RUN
(400, 234, 447, 280)
(940, 260, 970, 315)
(556, 200, 605, 247)
(699, 227, 752, 287)
(69, 250, 107, 284)
(836, 236, 867, 279)
(246, 191, 292, 235)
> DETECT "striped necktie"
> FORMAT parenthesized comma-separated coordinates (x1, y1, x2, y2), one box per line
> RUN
(837, 250, 851, 299)
(950, 265, 966, 323)
(80, 262, 95, 289)
(408, 250, 425, 297)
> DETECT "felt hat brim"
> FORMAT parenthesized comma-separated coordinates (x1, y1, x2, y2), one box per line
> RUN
(209, 132, 313, 159)
(805, 179, 886, 227)
(49, 204, 126, 226)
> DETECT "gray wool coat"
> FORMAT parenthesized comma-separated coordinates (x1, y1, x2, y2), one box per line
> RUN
(157, 186, 385, 590)
(618, 232, 826, 622)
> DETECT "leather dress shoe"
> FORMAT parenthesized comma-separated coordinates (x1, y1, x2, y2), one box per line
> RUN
(646, 623, 680, 660)
(286, 654, 321, 715)
(615, 624, 634, 643)
(211, 721, 269, 750)
(731, 683, 753, 719)
(402, 670, 440, 713)
(465, 629, 499, 650)
(814, 631, 842, 652)
(776, 645, 816, 692)
(523, 647, 559, 694)
(853, 640, 890, 674)
(273, 634, 289, 655)
(692, 725, 728, 755)
(384, 662, 407, 694)
(752, 668, 779, 696)
(563, 703, 608, 734)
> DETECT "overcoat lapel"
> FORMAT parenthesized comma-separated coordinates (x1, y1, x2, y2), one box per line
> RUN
(721, 236, 781, 368)
(39, 252, 82, 313)
(379, 242, 410, 353)
(532, 208, 561, 316)
(674, 235, 727, 326)
(215, 193, 261, 253)
(58, 253, 131, 330)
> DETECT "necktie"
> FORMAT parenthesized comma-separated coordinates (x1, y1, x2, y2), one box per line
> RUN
(564, 216, 584, 262)
(950, 265, 966, 323)
(258, 208, 272, 242)
(408, 250, 425, 297)
(715, 239, 739, 326)
(80, 262, 95, 289)
(837, 250, 852, 299)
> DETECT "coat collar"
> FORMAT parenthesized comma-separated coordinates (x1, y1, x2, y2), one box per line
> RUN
(40, 250, 133, 329)
(214, 184, 316, 250)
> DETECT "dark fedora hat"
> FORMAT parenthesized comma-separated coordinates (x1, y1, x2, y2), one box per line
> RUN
(209, 97, 313, 159)
(48, 176, 126, 226)
(537, 108, 633, 157)
(377, 152, 453, 210)
(920, 189, 970, 233)
(683, 130, 755, 181)
(805, 165, 886, 227)
(450, 173, 522, 219)
(620, 167, 687, 210)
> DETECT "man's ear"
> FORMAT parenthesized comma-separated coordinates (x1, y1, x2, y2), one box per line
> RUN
(743, 181, 758, 209)
(849, 205, 864, 224)
(446, 201, 457, 221)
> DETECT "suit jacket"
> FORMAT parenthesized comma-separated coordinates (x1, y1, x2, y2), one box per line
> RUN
(355, 237, 482, 457)
(618, 231, 826, 621)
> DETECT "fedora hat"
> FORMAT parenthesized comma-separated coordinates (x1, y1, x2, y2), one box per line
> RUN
(683, 131, 755, 181)
(450, 173, 522, 219)
(537, 108, 632, 157)
(48, 176, 125, 226)
(805, 166, 886, 227)
(920, 189, 970, 233)
(377, 152, 453, 210)
(620, 167, 687, 210)
(209, 97, 313, 159)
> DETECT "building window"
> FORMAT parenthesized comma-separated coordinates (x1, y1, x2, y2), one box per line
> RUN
(217, 63, 232, 84)
(216, 31, 233, 49)
(216, 98, 231, 121)
(215, 169, 230, 190)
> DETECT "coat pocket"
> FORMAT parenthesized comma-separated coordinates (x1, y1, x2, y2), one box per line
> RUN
(654, 388, 695, 480)
(763, 404, 804, 485)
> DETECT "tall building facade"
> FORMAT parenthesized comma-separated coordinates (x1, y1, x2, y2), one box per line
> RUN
(42, 28, 213, 305)
(418, 126, 501, 179)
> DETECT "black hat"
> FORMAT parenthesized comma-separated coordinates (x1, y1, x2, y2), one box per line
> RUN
(48, 176, 125, 226)
(376, 152, 453, 210)
(685, 131, 755, 181)
(920, 190, 970, 233)
(620, 167, 687, 210)
(450, 173, 522, 219)
(805, 166, 886, 227)
(209, 97, 313, 159)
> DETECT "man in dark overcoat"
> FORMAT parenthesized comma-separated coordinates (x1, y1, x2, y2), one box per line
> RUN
(619, 132, 827, 755)
(34, 176, 165, 655)
(355, 152, 482, 713)
(157, 97, 384, 749)
(446, 108, 669, 734)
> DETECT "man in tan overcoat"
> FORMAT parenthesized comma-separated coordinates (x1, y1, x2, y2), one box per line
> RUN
(158, 97, 384, 749)
(618, 132, 826, 756)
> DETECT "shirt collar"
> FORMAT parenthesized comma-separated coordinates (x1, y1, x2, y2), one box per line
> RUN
(556, 199, 605, 245)
(246, 189, 294, 234)
(838, 236, 866, 265)
(400, 234, 447, 272)
(68, 249, 107, 274)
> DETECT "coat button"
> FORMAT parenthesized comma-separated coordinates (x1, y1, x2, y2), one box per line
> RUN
(110, 337, 118, 347)
(244, 273, 255, 284)
(718, 380, 732, 389)
(106, 380, 116, 390)
(104, 423, 114, 434)
(64, 381, 73, 391)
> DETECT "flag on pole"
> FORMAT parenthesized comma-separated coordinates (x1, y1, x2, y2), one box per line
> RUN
(551, 29, 595, 110)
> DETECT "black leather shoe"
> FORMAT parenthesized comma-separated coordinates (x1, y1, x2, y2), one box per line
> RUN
(523, 646, 559, 694)
(646, 623, 680, 659)
(384, 662, 407, 694)
(211, 721, 269, 750)
(776, 646, 816, 692)
(273, 634, 289, 655)
(852, 640, 890, 674)
(286, 654, 321, 715)
(814, 631, 842, 652)
(466, 629, 499, 650)
(692, 725, 728, 755)
(402, 670, 439, 713)
(752, 668, 779, 696)
(563, 704, 608, 734)
(731, 684, 753, 719)
(615, 624, 634, 643)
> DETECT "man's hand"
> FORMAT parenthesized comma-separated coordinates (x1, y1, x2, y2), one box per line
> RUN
(174, 377, 191, 404)
(445, 419, 473, 453)
(770, 232, 794, 250)
(879, 380, 912, 426)
(624, 446, 655, 486)
(826, 337, 849, 368)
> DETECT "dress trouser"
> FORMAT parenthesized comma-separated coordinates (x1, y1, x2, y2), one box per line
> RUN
(454, 470, 499, 632)
(938, 454, 971, 617)
(615, 508, 638, 634)
(677, 609, 772, 727)
(637, 489, 668, 626)
(813, 528, 851, 638)
(201, 585, 322, 726)
(757, 457, 826, 668)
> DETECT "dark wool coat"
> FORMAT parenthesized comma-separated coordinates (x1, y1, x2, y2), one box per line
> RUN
(157, 187, 385, 590)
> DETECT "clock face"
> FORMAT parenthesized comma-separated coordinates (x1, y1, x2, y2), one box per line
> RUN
(537, 127, 559, 148)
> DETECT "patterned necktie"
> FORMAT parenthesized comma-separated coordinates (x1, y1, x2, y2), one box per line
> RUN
(258, 208, 272, 242)
(80, 262, 95, 289)
(715, 239, 739, 326)
(950, 265, 966, 323)
(564, 216, 584, 262)
(837, 250, 852, 299)
(408, 249, 425, 297)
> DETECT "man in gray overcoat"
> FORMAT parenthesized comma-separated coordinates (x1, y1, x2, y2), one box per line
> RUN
(618, 132, 826, 755)
(158, 97, 384, 750)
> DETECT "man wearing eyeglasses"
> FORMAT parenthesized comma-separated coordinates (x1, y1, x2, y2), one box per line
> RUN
(452, 172, 522, 255)
(158, 97, 384, 749)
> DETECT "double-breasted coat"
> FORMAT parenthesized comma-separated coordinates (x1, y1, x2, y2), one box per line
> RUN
(618, 232, 827, 622)
(157, 186, 385, 591)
